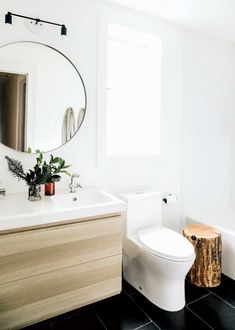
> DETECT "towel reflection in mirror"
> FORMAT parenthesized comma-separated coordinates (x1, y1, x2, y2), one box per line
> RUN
(62, 107, 85, 143)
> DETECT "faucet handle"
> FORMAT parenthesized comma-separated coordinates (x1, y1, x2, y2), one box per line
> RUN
(71, 173, 80, 178)
(69, 173, 82, 193)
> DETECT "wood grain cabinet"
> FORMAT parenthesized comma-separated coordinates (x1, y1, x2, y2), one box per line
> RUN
(0, 213, 123, 330)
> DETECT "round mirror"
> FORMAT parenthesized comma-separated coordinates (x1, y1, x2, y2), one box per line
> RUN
(0, 41, 86, 153)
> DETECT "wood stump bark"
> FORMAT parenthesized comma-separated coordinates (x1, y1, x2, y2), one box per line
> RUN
(183, 223, 222, 287)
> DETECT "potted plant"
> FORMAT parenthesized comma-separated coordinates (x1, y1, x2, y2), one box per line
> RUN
(42, 154, 71, 196)
(5, 153, 71, 200)
(5, 153, 50, 201)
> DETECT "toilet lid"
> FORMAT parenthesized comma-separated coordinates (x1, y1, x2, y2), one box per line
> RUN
(138, 226, 195, 262)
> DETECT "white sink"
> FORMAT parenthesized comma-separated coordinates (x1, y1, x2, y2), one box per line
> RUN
(51, 190, 117, 209)
(0, 193, 57, 217)
(0, 189, 125, 232)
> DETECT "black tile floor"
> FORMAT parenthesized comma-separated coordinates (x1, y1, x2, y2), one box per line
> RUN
(24, 274, 235, 330)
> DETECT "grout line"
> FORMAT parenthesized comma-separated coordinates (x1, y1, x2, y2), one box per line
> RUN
(127, 293, 161, 329)
(95, 312, 108, 330)
(136, 320, 161, 330)
(122, 289, 136, 296)
(127, 293, 152, 322)
(186, 305, 215, 330)
(148, 320, 161, 330)
(186, 292, 212, 306)
(134, 321, 152, 330)
(210, 292, 235, 309)
(129, 291, 138, 297)
(122, 283, 137, 296)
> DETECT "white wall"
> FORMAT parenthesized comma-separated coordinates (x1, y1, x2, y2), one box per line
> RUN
(231, 46, 235, 206)
(181, 30, 233, 218)
(0, 0, 99, 193)
(0, 0, 233, 231)
(0, 0, 183, 231)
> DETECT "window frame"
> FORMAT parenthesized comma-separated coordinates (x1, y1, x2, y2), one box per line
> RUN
(97, 6, 163, 168)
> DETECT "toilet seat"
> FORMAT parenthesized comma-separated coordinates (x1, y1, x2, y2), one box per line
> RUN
(137, 226, 195, 262)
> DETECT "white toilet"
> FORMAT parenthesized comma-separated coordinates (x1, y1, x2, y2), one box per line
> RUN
(121, 191, 195, 312)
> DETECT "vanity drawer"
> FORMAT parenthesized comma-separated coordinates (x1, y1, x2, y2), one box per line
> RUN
(0, 215, 122, 284)
(0, 254, 122, 330)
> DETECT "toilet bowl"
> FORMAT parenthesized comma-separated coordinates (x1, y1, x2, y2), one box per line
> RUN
(121, 191, 195, 312)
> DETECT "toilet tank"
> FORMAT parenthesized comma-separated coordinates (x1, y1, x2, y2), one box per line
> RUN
(120, 191, 162, 236)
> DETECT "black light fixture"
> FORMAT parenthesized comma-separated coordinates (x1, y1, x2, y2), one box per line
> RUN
(61, 24, 67, 36)
(4, 11, 67, 36)
(5, 12, 12, 24)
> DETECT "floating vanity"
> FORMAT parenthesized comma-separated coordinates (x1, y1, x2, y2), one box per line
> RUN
(0, 189, 125, 330)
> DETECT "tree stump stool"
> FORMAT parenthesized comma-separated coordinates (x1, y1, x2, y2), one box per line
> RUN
(183, 223, 222, 287)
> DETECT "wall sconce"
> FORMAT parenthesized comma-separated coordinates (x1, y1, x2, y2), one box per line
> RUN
(5, 12, 67, 36)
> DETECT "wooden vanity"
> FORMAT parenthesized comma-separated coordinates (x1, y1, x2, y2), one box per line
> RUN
(0, 213, 123, 329)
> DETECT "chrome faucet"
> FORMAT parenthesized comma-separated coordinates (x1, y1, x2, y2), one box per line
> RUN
(69, 173, 82, 193)
(0, 188, 6, 197)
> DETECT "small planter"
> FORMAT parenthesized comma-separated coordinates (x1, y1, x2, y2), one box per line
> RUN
(45, 182, 55, 196)
(5, 153, 71, 201)
(28, 184, 41, 201)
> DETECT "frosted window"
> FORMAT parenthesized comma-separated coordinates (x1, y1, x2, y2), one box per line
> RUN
(106, 24, 161, 157)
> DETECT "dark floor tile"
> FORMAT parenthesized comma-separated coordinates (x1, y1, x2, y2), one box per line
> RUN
(131, 291, 212, 330)
(188, 293, 235, 330)
(185, 280, 210, 304)
(138, 322, 160, 329)
(50, 305, 104, 330)
(94, 292, 150, 330)
(122, 279, 137, 295)
(208, 274, 235, 307)
(48, 309, 77, 325)
(23, 320, 51, 329)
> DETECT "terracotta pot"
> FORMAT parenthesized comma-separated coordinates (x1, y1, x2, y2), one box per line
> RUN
(45, 182, 55, 196)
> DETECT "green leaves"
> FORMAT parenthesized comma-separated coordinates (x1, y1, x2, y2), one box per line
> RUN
(51, 174, 61, 182)
(5, 153, 71, 186)
(36, 152, 43, 166)
(52, 157, 60, 164)
(45, 154, 71, 182)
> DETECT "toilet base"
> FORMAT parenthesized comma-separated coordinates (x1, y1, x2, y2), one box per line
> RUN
(123, 238, 195, 312)
(123, 271, 185, 312)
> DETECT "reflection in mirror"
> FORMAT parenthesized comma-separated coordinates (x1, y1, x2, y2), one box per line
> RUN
(0, 42, 86, 153)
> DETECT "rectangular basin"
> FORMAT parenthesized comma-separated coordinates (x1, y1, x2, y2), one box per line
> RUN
(51, 190, 115, 209)
(0, 189, 125, 232)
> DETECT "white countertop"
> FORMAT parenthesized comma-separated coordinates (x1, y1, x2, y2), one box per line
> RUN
(0, 188, 126, 233)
